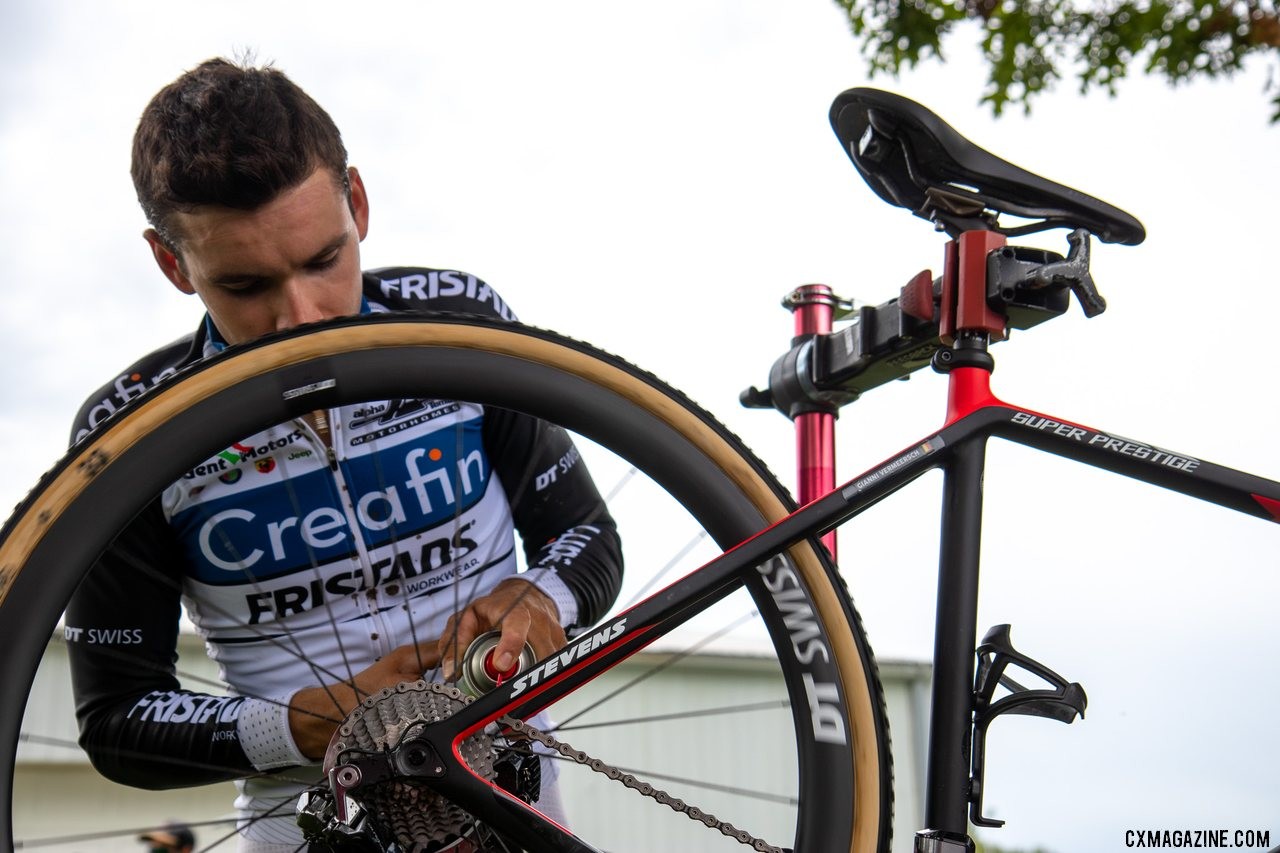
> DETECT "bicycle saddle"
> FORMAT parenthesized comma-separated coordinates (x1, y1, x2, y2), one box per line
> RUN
(830, 88, 1146, 245)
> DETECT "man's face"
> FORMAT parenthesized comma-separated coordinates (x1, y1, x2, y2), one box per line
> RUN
(145, 167, 370, 346)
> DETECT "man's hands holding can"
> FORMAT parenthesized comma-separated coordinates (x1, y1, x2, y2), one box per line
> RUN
(287, 576, 563, 761)
(437, 577, 565, 683)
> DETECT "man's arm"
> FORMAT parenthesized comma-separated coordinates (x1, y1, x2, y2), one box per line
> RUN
(64, 501, 257, 787)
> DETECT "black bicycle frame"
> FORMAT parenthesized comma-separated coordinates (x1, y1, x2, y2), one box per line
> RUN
(388, 359, 1279, 852)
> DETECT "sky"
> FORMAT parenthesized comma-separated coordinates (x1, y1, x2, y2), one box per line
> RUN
(1, 2, 1278, 851)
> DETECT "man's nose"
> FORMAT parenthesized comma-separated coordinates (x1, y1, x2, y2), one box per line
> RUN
(275, 280, 327, 331)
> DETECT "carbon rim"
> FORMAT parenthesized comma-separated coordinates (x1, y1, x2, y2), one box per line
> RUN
(0, 315, 890, 852)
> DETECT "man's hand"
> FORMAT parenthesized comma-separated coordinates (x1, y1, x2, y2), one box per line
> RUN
(437, 577, 565, 682)
(286, 579, 564, 761)
(288, 640, 440, 761)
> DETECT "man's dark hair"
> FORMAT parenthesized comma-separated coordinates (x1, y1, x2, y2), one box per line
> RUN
(132, 58, 349, 248)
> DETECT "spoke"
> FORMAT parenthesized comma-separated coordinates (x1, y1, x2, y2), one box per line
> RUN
(192, 793, 313, 852)
(364, 418, 432, 674)
(621, 529, 708, 610)
(446, 412, 472, 684)
(546, 753, 797, 807)
(109, 544, 362, 718)
(39, 632, 344, 729)
(17, 732, 319, 787)
(551, 609, 758, 730)
(269, 432, 363, 692)
(16, 815, 245, 849)
(552, 698, 789, 732)
(602, 466, 638, 503)
(428, 419, 627, 686)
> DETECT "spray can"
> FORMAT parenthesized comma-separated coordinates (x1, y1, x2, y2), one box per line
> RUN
(455, 630, 537, 698)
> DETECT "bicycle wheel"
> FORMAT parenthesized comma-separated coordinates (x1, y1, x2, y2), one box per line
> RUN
(0, 314, 892, 852)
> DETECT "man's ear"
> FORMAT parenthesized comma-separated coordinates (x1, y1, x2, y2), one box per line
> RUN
(143, 229, 196, 295)
(348, 166, 370, 241)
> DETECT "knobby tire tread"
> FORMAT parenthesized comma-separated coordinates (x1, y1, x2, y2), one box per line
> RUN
(0, 314, 893, 853)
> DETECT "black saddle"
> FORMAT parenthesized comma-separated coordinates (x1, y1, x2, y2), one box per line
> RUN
(830, 88, 1145, 245)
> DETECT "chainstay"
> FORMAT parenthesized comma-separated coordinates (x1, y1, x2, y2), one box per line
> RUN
(499, 715, 786, 853)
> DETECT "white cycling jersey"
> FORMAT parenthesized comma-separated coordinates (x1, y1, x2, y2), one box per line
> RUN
(64, 269, 622, 845)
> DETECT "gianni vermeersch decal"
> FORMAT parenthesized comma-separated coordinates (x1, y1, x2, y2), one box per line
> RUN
(842, 438, 945, 499)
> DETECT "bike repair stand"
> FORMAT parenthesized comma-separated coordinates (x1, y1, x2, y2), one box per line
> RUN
(746, 228, 1097, 853)
(780, 283, 855, 560)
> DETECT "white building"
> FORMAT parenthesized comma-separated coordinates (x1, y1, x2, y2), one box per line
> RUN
(17, 633, 929, 852)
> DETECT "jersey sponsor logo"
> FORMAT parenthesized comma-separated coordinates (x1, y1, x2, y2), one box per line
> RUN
(509, 618, 628, 697)
(348, 400, 463, 447)
(534, 445, 582, 492)
(222, 442, 255, 464)
(255, 458, 276, 474)
(349, 398, 453, 429)
(63, 625, 144, 645)
(532, 525, 601, 570)
(376, 271, 514, 321)
(183, 431, 307, 480)
(172, 419, 491, 583)
(220, 469, 243, 484)
(243, 520, 482, 624)
(127, 691, 243, 725)
(74, 368, 179, 443)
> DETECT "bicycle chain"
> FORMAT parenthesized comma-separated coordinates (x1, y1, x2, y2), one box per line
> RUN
(499, 715, 785, 853)
(328, 681, 786, 853)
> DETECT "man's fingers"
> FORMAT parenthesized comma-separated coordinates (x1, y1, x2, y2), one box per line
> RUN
(437, 580, 566, 680)
(439, 608, 484, 679)
(493, 608, 533, 673)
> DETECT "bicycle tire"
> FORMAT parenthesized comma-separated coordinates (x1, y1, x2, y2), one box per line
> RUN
(0, 313, 893, 853)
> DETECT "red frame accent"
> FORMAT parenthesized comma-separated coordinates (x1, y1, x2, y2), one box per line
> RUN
(1253, 494, 1280, 523)
(789, 285, 838, 559)
(944, 367, 1003, 425)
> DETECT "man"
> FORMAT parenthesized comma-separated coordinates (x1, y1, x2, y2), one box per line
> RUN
(138, 822, 196, 853)
(65, 58, 623, 852)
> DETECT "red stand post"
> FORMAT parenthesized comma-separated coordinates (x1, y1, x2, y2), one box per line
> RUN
(785, 284, 839, 561)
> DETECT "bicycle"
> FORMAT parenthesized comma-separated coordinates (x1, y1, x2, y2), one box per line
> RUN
(0, 87, 1275, 852)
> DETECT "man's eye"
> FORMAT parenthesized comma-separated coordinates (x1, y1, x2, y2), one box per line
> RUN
(309, 252, 340, 271)
(221, 281, 264, 295)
